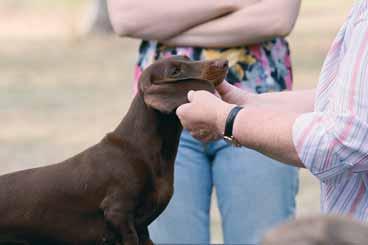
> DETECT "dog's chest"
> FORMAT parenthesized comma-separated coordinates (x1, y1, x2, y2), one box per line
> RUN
(146, 156, 174, 207)
(154, 177, 173, 206)
(151, 176, 173, 212)
(136, 176, 173, 226)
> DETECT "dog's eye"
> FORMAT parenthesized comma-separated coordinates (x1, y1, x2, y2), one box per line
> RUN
(169, 66, 181, 77)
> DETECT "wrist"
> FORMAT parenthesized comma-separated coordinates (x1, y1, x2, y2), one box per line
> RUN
(242, 92, 259, 106)
(216, 103, 237, 135)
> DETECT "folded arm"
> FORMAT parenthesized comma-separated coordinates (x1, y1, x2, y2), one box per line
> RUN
(163, 0, 301, 47)
(107, 0, 252, 40)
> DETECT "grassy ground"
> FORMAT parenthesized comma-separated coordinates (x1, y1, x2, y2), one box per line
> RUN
(0, 0, 354, 243)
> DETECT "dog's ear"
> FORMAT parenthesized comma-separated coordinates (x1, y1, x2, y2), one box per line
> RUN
(138, 66, 153, 93)
(143, 79, 215, 114)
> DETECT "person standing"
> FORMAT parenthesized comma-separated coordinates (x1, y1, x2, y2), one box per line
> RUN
(176, 0, 368, 223)
(108, 0, 301, 243)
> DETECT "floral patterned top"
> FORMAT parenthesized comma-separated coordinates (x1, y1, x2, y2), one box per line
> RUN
(133, 38, 293, 94)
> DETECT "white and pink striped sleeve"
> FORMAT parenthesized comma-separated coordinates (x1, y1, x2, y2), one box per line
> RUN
(292, 19, 368, 181)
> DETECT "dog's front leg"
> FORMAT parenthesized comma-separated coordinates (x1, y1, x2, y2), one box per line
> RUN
(102, 196, 139, 245)
(105, 208, 138, 245)
(137, 227, 153, 245)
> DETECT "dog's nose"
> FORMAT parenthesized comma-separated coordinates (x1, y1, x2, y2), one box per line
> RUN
(212, 59, 229, 69)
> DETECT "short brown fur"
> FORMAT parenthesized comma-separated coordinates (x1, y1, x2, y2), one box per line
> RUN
(0, 56, 228, 245)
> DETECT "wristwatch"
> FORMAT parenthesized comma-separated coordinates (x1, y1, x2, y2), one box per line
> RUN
(223, 106, 243, 147)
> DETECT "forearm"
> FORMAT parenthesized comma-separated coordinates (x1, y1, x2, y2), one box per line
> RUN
(227, 105, 305, 167)
(107, 0, 241, 40)
(249, 89, 316, 113)
(163, 0, 301, 47)
(218, 81, 315, 113)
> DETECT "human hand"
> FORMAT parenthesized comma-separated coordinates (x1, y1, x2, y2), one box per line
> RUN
(176, 90, 235, 142)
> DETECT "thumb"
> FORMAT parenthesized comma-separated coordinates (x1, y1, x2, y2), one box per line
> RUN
(176, 102, 191, 118)
(216, 80, 235, 96)
(187, 90, 195, 102)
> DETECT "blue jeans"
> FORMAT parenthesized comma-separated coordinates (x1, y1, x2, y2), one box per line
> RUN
(149, 130, 299, 244)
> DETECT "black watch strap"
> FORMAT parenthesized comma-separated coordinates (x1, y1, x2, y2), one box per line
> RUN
(224, 106, 243, 140)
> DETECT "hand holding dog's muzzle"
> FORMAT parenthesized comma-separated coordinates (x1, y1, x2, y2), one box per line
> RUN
(176, 90, 235, 143)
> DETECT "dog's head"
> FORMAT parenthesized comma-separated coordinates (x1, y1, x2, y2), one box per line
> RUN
(139, 55, 228, 114)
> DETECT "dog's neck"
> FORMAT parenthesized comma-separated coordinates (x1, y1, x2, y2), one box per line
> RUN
(107, 92, 182, 174)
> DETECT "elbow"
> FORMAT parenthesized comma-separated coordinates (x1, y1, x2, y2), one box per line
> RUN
(107, 0, 140, 37)
(108, 13, 138, 37)
(109, 16, 177, 40)
(110, 18, 138, 37)
(108, 11, 161, 39)
(256, 13, 297, 39)
(272, 17, 296, 37)
(267, 4, 300, 38)
(271, 2, 300, 37)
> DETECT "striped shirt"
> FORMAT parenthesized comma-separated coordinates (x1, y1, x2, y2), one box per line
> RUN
(293, 0, 368, 221)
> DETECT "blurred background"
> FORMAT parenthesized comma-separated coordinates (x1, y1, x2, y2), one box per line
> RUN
(0, 0, 354, 243)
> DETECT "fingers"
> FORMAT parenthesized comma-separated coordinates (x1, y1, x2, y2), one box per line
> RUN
(176, 103, 190, 119)
(176, 89, 224, 143)
(191, 128, 221, 143)
(216, 80, 251, 105)
(187, 90, 194, 102)
(216, 80, 234, 96)
(187, 90, 215, 102)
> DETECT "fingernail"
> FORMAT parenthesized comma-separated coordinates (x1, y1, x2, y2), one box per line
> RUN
(188, 90, 194, 101)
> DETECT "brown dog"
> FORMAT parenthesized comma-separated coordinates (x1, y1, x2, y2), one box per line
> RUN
(0, 56, 228, 245)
